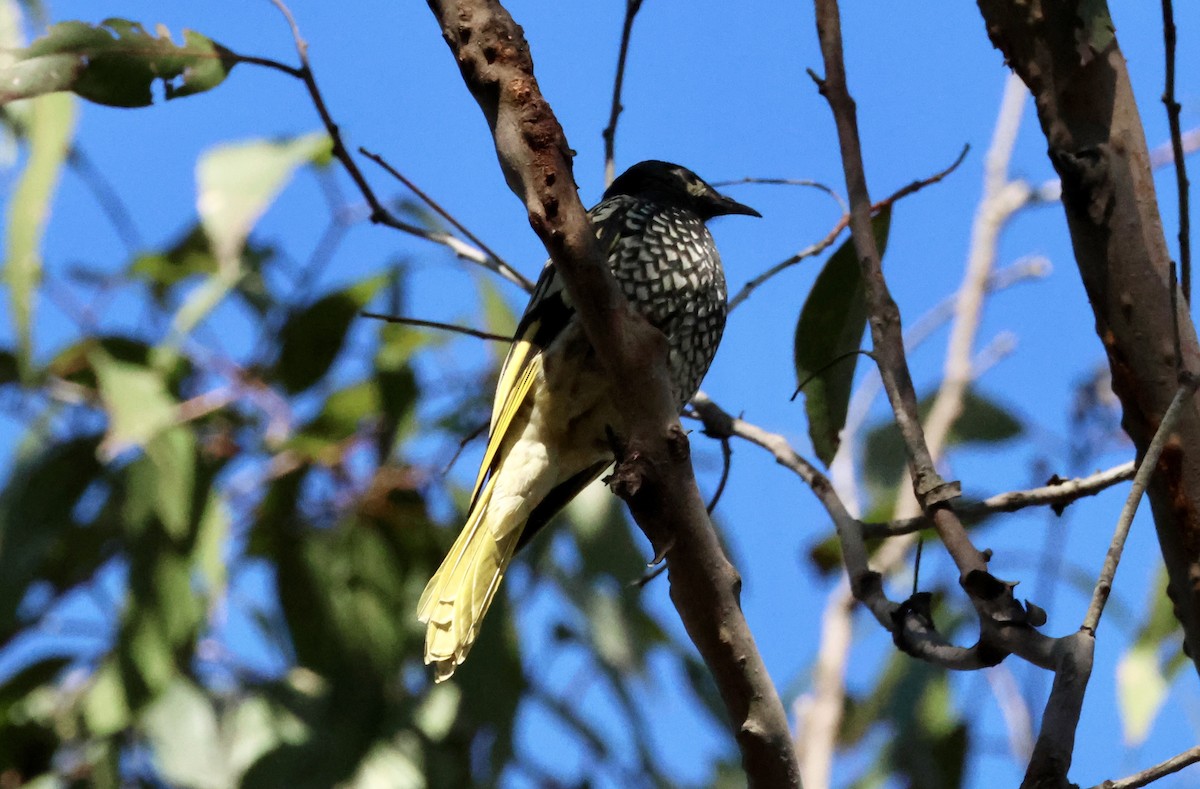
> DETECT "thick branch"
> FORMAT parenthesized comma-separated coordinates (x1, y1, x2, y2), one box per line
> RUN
(422, 2, 800, 785)
(977, 0, 1200, 677)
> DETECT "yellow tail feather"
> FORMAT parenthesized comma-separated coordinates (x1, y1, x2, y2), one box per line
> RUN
(417, 475, 521, 682)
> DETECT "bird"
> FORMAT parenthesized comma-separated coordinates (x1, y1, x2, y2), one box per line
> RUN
(417, 160, 760, 682)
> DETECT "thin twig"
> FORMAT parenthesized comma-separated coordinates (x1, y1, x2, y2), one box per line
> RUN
(440, 420, 489, 476)
(66, 146, 142, 256)
(359, 147, 532, 291)
(1161, 0, 1190, 301)
(602, 0, 645, 186)
(865, 461, 1136, 538)
(727, 146, 969, 312)
(706, 438, 732, 514)
(1088, 745, 1200, 789)
(632, 562, 668, 588)
(1083, 375, 1200, 633)
(810, 0, 973, 569)
(711, 176, 849, 215)
(360, 310, 511, 342)
(259, 0, 533, 293)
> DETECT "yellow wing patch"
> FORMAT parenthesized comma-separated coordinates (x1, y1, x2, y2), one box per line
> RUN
(468, 321, 543, 508)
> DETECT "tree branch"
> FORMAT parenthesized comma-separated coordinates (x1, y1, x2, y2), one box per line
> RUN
(257, 0, 532, 292)
(421, 2, 800, 785)
(976, 0, 1200, 678)
(1160, 0, 1190, 301)
(601, 0, 644, 186)
(1084, 375, 1200, 633)
(359, 310, 510, 342)
(866, 461, 1136, 538)
(1088, 745, 1200, 789)
(727, 147, 968, 312)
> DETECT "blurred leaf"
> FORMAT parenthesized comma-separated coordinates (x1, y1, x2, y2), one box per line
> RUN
(794, 208, 891, 465)
(374, 322, 424, 462)
(343, 739, 425, 789)
(0, 18, 236, 105)
(0, 434, 102, 642)
(194, 490, 230, 599)
(3, 91, 74, 378)
(863, 388, 1023, 488)
(414, 682, 461, 742)
(48, 334, 192, 393)
(839, 629, 969, 789)
(142, 678, 230, 789)
(276, 274, 387, 394)
(289, 380, 380, 463)
(198, 132, 332, 269)
(476, 275, 517, 364)
(0, 658, 64, 782)
(143, 426, 197, 541)
(130, 223, 275, 313)
(89, 347, 177, 457)
(586, 591, 638, 672)
(83, 658, 132, 737)
(0, 347, 18, 385)
(1118, 568, 1184, 745)
(569, 480, 643, 583)
(1117, 642, 1167, 747)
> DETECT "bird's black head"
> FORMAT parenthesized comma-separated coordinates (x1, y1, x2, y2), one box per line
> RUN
(603, 160, 761, 221)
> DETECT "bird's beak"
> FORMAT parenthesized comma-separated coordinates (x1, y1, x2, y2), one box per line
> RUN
(707, 191, 762, 218)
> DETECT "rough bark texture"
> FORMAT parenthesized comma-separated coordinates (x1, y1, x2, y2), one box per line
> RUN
(422, 1, 802, 785)
(976, 0, 1200, 674)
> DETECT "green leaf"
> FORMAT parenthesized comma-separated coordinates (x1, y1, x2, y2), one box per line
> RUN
(0, 347, 18, 385)
(48, 335, 191, 393)
(0, 435, 102, 642)
(794, 208, 891, 465)
(863, 388, 1023, 488)
(197, 132, 332, 269)
(0, 657, 62, 782)
(141, 678, 231, 789)
(476, 275, 517, 363)
(276, 274, 388, 394)
(1118, 568, 1184, 745)
(83, 658, 132, 737)
(143, 426, 197, 541)
(129, 223, 276, 312)
(194, 491, 230, 600)
(1117, 641, 1168, 746)
(0, 19, 236, 106)
(89, 347, 178, 457)
(3, 91, 74, 378)
(288, 381, 380, 462)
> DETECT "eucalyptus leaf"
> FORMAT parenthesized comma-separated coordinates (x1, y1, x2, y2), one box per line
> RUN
(2, 91, 73, 378)
(863, 388, 1023, 488)
(88, 347, 178, 457)
(276, 274, 387, 394)
(794, 208, 891, 465)
(197, 132, 332, 270)
(0, 18, 236, 106)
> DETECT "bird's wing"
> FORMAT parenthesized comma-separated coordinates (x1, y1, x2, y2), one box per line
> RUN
(467, 214, 629, 508)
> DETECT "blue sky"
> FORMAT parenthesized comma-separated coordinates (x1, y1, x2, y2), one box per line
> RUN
(5, 0, 1200, 786)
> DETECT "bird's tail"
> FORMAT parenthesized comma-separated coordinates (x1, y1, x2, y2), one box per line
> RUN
(417, 473, 521, 683)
